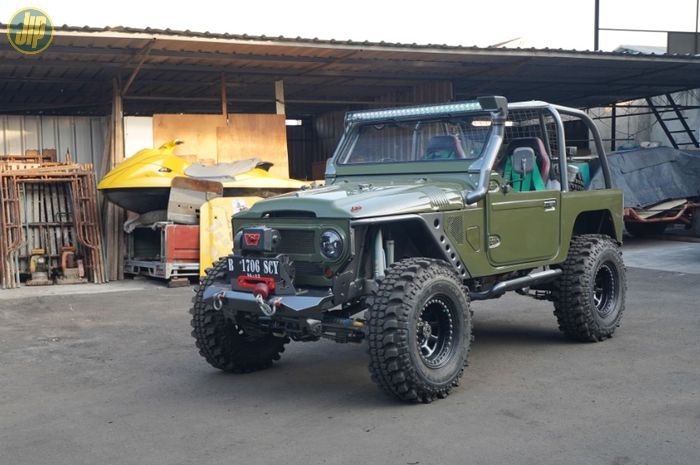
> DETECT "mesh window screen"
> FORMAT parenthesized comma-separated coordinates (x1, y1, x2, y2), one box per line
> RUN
(503, 109, 559, 158)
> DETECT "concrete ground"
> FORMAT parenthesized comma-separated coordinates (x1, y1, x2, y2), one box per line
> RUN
(623, 236, 700, 274)
(1, 239, 699, 465)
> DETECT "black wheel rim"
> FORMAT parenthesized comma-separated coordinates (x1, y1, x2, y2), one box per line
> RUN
(416, 296, 457, 368)
(593, 263, 617, 318)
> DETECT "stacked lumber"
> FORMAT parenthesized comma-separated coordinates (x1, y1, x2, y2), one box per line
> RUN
(0, 158, 106, 289)
(0, 149, 57, 164)
(101, 81, 126, 282)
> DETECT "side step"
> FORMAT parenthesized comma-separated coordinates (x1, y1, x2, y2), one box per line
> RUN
(470, 269, 562, 300)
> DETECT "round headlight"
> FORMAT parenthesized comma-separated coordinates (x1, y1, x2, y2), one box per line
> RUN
(320, 230, 343, 261)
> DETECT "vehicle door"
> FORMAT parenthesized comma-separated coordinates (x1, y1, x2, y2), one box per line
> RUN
(485, 146, 562, 265)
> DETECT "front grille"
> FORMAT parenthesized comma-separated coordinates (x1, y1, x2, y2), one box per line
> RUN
(293, 261, 323, 276)
(277, 229, 315, 254)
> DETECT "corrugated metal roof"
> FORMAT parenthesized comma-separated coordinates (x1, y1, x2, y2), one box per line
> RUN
(1, 23, 699, 116)
(37, 24, 700, 58)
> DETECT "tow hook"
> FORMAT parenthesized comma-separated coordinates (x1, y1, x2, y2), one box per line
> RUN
(255, 294, 282, 316)
(212, 291, 225, 310)
(252, 282, 281, 316)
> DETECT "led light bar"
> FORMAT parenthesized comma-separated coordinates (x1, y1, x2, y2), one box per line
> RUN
(471, 120, 515, 127)
(346, 101, 483, 122)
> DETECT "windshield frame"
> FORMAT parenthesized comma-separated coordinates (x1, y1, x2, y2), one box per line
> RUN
(330, 111, 495, 176)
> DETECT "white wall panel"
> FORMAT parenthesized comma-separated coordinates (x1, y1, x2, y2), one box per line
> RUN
(0, 114, 106, 174)
(124, 116, 154, 158)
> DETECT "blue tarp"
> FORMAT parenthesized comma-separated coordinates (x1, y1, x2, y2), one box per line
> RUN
(590, 147, 700, 209)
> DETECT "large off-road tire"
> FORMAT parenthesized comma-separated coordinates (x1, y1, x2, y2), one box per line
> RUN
(368, 258, 472, 403)
(551, 234, 626, 342)
(625, 221, 667, 237)
(190, 258, 289, 372)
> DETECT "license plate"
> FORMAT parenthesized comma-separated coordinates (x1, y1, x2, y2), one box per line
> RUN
(228, 256, 281, 279)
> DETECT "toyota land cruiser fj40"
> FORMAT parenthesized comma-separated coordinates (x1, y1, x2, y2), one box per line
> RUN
(190, 96, 626, 403)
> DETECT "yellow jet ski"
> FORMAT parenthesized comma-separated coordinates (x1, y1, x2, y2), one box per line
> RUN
(98, 140, 308, 213)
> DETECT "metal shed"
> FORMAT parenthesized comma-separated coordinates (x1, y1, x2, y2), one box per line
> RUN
(2, 24, 700, 280)
(2, 25, 700, 115)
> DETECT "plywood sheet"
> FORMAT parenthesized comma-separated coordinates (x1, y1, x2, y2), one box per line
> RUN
(636, 198, 687, 219)
(216, 114, 289, 178)
(153, 114, 225, 162)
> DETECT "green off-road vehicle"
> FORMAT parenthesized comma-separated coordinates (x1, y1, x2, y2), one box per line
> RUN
(190, 96, 626, 403)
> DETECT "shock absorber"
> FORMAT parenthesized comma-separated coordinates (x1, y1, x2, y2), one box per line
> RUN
(320, 316, 366, 343)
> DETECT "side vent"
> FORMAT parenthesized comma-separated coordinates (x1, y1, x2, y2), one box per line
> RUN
(446, 215, 465, 245)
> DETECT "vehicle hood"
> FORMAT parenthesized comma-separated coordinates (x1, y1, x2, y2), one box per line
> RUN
(241, 177, 472, 219)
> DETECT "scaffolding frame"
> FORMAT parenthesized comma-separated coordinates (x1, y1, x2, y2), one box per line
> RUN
(0, 161, 106, 289)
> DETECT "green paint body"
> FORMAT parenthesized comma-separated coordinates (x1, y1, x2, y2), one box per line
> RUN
(233, 100, 623, 286)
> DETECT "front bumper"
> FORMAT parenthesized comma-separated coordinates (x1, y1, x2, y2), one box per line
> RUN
(201, 283, 335, 317)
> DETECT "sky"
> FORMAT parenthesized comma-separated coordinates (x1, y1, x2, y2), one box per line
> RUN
(1, 0, 698, 51)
